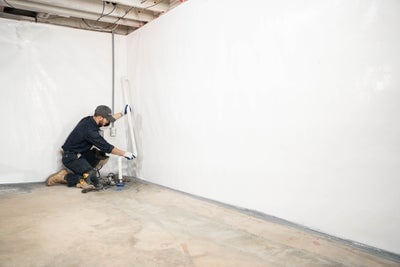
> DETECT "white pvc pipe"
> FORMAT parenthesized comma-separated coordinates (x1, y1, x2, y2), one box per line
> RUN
(121, 76, 138, 158)
(118, 157, 122, 182)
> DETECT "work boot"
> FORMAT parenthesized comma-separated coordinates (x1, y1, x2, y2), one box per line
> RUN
(46, 169, 68, 186)
(76, 179, 95, 190)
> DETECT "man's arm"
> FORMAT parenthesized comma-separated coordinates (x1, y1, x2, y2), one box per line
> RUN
(112, 112, 123, 121)
(112, 104, 131, 121)
(111, 147, 135, 160)
(111, 147, 126, 157)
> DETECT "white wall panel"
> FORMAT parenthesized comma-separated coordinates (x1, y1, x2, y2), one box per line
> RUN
(0, 18, 128, 183)
(127, 0, 400, 253)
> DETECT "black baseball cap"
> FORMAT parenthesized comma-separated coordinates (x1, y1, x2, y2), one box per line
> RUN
(95, 105, 116, 122)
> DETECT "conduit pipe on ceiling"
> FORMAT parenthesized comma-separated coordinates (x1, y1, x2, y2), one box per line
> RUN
(18, 0, 155, 22)
(0, 0, 142, 27)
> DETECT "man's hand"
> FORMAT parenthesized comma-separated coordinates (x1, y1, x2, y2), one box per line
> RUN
(121, 104, 131, 116)
(123, 151, 136, 160)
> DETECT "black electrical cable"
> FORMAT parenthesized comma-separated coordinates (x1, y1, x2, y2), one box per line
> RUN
(83, 0, 165, 33)
(142, 0, 165, 10)
(108, 6, 134, 26)
(96, 1, 106, 21)
(106, 0, 165, 31)
(81, 2, 118, 31)
(97, 2, 117, 22)
(81, 18, 106, 30)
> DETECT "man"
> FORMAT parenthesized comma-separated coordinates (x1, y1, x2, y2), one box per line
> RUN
(46, 105, 135, 189)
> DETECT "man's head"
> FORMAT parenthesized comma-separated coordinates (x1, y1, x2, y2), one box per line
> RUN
(94, 105, 115, 127)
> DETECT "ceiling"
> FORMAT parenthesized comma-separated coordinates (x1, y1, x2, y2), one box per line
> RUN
(0, 0, 185, 35)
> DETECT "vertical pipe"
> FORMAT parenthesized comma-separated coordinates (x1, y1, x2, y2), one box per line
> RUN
(118, 157, 122, 182)
(111, 31, 115, 126)
(121, 77, 137, 158)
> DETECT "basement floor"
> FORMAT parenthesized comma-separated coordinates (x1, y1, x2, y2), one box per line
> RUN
(0, 180, 398, 267)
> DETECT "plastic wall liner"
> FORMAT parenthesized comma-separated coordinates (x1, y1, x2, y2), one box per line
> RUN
(0, 18, 128, 184)
(126, 0, 400, 254)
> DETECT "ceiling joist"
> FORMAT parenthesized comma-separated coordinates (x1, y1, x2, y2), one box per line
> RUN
(0, 0, 185, 35)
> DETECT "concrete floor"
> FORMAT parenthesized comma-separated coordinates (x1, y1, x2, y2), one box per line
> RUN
(0, 180, 399, 267)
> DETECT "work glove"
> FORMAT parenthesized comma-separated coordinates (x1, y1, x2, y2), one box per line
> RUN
(121, 104, 131, 116)
(123, 151, 136, 160)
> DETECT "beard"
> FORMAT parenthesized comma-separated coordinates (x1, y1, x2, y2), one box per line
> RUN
(97, 121, 110, 127)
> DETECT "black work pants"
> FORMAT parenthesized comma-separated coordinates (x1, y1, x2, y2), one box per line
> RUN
(61, 149, 104, 187)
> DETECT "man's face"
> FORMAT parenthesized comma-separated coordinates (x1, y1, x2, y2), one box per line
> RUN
(97, 116, 110, 127)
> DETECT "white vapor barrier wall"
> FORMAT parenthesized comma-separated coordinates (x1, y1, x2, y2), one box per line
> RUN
(0, 18, 130, 184)
(127, 0, 400, 254)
